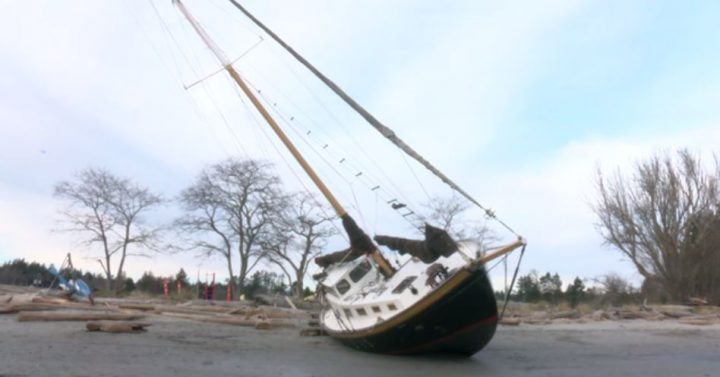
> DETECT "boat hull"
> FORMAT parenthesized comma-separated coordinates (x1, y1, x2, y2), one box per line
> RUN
(324, 267, 498, 356)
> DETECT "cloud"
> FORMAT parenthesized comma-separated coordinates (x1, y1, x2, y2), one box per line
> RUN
(2, 0, 719, 290)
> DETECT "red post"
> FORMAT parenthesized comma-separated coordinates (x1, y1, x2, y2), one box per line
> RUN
(163, 278, 169, 298)
(176, 280, 182, 295)
(226, 283, 232, 302)
(203, 272, 209, 300)
(211, 272, 216, 301)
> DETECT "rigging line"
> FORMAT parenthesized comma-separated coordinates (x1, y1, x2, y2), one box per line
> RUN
(131, 0, 235, 157)
(241, 77, 424, 229)
(256, 90, 380, 221)
(237, 60, 412, 208)
(153, 0, 250, 156)
(254, 87, 424, 235)
(190, 66, 255, 156)
(239, 61, 427, 232)
(227, 77, 348, 242)
(504, 256, 508, 295)
(245, 78, 359, 190)
(184, 36, 264, 90)
(152, 0, 204, 79)
(373, 189, 379, 235)
(273, 99, 422, 230)
(226, 0, 520, 237)
(281, 120, 423, 230)
(500, 244, 526, 320)
(246, 44, 416, 210)
(206, 0, 262, 36)
(399, 150, 432, 202)
(139, 0, 184, 82)
(349, 182, 370, 233)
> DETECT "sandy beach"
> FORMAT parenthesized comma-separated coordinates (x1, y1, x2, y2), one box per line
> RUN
(1, 314, 718, 377)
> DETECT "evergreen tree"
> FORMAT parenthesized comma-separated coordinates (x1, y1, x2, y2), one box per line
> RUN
(565, 277, 586, 308)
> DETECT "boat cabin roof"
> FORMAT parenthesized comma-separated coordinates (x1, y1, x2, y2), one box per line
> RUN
(321, 256, 371, 287)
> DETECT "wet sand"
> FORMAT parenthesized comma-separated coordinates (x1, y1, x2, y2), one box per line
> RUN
(1, 315, 718, 377)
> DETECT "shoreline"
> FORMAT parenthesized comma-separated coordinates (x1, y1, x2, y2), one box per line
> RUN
(1, 314, 718, 377)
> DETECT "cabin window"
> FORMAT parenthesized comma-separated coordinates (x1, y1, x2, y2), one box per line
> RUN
(371, 306, 381, 313)
(356, 308, 368, 316)
(388, 303, 398, 311)
(343, 308, 353, 318)
(392, 276, 417, 294)
(336, 279, 351, 295)
(349, 260, 372, 282)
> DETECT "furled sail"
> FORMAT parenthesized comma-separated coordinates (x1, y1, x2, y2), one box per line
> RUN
(374, 224, 459, 264)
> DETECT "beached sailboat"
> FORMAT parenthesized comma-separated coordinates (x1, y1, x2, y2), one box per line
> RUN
(174, 0, 526, 356)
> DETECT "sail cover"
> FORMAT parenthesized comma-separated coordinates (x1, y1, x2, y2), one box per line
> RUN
(315, 214, 375, 268)
(374, 224, 458, 264)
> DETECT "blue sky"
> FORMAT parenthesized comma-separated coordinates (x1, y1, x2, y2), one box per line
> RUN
(1, 0, 719, 289)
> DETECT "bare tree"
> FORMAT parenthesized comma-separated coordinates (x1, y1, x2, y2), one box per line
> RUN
(54, 168, 162, 292)
(176, 158, 284, 298)
(264, 193, 337, 298)
(421, 194, 494, 246)
(594, 150, 720, 303)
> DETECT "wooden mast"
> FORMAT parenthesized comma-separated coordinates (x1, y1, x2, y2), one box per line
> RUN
(173, 0, 394, 277)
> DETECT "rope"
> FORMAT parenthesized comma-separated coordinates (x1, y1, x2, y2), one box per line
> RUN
(240, 44, 420, 215)
(499, 244, 526, 320)
(244, 78, 424, 230)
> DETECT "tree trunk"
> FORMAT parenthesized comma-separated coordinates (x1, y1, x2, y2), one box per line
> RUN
(226, 255, 236, 300)
(104, 254, 112, 292)
(295, 271, 304, 299)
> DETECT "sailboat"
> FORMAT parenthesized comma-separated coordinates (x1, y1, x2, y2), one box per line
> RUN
(173, 0, 527, 356)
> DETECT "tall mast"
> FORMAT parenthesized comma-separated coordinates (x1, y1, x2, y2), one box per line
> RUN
(173, 0, 394, 277)
(226, 0, 518, 237)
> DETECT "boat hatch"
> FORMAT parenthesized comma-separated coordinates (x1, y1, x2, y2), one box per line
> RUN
(392, 276, 417, 294)
(336, 279, 351, 295)
(349, 260, 372, 282)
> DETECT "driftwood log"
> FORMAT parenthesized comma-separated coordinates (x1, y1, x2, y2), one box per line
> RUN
(17, 311, 145, 322)
(86, 321, 151, 333)
(160, 312, 296, 328)
(499, 318, 522, 326)
(550, 310, 580, 320)
(1, 303, 111, 314)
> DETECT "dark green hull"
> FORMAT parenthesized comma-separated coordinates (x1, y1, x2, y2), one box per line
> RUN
(327, 267, 498, 356)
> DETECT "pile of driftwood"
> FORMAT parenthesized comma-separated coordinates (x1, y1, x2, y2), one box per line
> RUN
(500, 303, 720, 326)
(0, 286, 321, 335)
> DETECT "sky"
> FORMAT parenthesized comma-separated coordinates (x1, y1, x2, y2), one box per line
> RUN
(1, 0, 719, 289)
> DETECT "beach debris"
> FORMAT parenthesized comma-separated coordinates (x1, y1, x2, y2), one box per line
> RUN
(687, 297, 709, 306)
(591, 310, 611, 321)
(550, 310, 580, 320)
(284, 296, 298, 310)
(86, 321, 151, 333)
(17, 311, 145, 322)
(499, 317, 521, 326)
(678, 315, 719, 326)
(300, 328, 327, 336)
